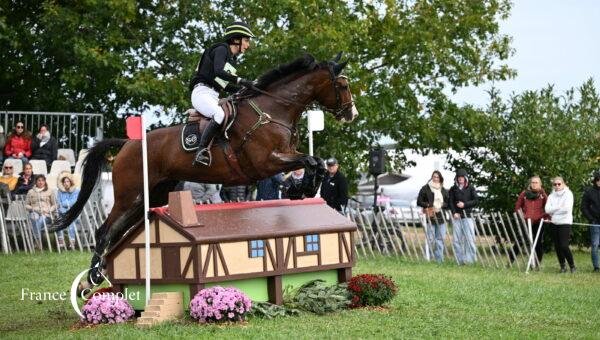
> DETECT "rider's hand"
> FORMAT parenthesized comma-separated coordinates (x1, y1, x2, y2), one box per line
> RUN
(238, 78, 257, 89)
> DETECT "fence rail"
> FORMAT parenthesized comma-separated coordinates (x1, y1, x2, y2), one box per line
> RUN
(346, 207, 543, 271)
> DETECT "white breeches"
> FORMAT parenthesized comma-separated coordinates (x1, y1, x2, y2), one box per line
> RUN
(191, 85, 225, 124)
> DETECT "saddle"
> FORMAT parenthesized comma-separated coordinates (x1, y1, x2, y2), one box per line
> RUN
(181, 98, 237, 151)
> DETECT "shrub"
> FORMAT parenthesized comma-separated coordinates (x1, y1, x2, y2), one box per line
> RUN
(189, 286, 252, 323)
(286, 280, 351, 315)
(347, 274, 397, 307)
(81, 293, 135, 324)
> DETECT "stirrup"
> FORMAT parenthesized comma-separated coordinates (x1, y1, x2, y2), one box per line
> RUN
(193, 148, 212, 166)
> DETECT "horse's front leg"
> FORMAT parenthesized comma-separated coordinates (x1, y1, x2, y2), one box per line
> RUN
(269, 152, 326, 198)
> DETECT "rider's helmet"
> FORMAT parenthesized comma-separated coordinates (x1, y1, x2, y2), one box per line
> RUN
(224, 21, 255, 42)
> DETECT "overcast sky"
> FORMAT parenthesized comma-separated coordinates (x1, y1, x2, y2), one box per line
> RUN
(453, 0, 600, 107)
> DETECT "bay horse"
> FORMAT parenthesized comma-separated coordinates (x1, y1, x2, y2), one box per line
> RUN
(52, 53, 358, 285)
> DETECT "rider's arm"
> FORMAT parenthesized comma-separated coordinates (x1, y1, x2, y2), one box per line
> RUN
(213, 45, 240, 84)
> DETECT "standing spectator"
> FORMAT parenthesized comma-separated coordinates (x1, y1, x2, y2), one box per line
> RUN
(513, 176, 549, 265)
(14, 162, 35, 196)
(0, 163, 18, 192)
(4, 121, 32, 164)
(30, 124, 58, 170)
(581, 171, 600, 272)
(256, 173, 283, 201)
(282, 169, 305, 199)
(449, 169, 479, 265)
(25, 175, 57, 247)
(417, 171, 449, 263)
(183, 182, 221, 204)
(320, 158, 348, 213)
(56, 172, 79, 250)
(545, 176, 576, 273)
(220, 185, 252, 202)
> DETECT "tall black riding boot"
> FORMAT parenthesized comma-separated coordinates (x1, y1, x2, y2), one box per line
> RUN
(193, 119, 221, 166)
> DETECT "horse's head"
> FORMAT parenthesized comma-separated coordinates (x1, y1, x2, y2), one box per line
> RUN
(315, 52, 359, 123)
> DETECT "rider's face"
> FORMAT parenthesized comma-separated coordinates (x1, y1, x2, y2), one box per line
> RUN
(240, 37, 250, 53)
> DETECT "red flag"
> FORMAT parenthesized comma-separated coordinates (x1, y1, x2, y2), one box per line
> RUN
(126, 116, 142, 140)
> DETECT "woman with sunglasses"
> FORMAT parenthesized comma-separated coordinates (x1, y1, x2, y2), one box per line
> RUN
(545, 176, 576, 273)
(3, 122, 32, 164)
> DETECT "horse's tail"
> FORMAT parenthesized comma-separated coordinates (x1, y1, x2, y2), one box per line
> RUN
(50, 138, 127, 232)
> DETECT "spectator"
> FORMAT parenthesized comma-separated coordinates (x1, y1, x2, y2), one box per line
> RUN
(0, 163, 18, 192)
(545, 176, 576, 273)
(417, 170, 449, 263)
(220, 185, 252, 202)
(30, 124, 58, 170)
(14, 162, 35, 196)
(449, 168, 479, 265)
(282, 169, 305, 199)
(581, 171, 600, 272)
(4, 121, 32, 164)
(256, 173, 283, 201)
(320, 158, 348, 213)
(183, 182, 221, 204)
(0, 124, 5, 162)
(25, 175, 57, 247)
(56, 172, 79, 250)
(513, 176, 549, 266)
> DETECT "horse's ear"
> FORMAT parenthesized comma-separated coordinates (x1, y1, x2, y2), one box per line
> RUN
(333, 60, 348, 75)
(333, 51, 343, 63)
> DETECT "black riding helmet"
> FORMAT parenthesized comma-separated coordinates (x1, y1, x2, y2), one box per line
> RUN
(224, 21, 255, 42)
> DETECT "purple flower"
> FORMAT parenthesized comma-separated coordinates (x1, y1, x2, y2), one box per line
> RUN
(81, 294, 134, 324)
(189, 287, 251, 323)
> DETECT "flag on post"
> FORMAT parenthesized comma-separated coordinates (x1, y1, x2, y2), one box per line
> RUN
(126, 116, 142, 140)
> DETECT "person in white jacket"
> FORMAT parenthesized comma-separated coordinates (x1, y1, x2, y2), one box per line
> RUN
(545, 176, 576, 273)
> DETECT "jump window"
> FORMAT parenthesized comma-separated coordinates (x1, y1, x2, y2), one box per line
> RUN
(305, 234, 319, 252)
(249, 240, 265, 258)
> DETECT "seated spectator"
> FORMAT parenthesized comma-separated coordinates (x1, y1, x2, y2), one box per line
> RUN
(220, 185, 252, 202)
(0, 163, 18, 192)
(256, 173, 283, 201)
(13, 162, 35, 196)
(282, 169, 305, 199)
(30, 124, 58, 170)
(56, 172, 79, 250)
(0, 124, 5, 162)
(182, 182, 221, 204)
(25, 175, 57, 247)
(4, 121, 32, 164)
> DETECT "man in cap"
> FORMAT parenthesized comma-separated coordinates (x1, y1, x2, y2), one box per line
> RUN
(581, 171, 600, 272)
(320, 157, 348, 213)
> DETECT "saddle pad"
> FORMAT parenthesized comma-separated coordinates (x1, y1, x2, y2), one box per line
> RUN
(181, 123, 201, 151)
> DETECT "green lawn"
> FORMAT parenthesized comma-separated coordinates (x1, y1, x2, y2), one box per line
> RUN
(0, 251, 599, 339)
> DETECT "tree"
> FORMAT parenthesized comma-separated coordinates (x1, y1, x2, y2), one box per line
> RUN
(1, 0, 515, 183)
(447, 79, 600, 246)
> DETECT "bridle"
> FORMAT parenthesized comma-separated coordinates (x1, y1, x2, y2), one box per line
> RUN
(237, 64, 354, 119)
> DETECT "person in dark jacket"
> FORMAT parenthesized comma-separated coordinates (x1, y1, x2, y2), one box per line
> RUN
(581, 171, 600, 272)
(256, 173, 283, 201)
(417, 170, 449, 262)
(220, 185, 252, 202)
(282, 169, 305, 199)
(13, 162, 35, 196)
(189, 21, 256, 166)
(320, 158, 348, 213)
(449, 168, 479, 264)
(30, 124, 58, 170)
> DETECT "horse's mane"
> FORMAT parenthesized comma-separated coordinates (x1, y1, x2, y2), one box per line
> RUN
(244, 54, 323, 96)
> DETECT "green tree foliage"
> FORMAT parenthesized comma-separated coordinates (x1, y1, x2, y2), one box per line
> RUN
(0, 0, 515, 182)
(447, 80, 600, 245)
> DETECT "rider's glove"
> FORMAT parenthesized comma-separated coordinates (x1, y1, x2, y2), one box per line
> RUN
(238, 78, 257, 89)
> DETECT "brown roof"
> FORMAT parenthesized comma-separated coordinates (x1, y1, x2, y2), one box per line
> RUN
(155, 198, 356, 243)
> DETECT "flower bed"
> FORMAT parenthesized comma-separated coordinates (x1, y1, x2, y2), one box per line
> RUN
(189, 286, 252, 323)
(81, 293, 135, 324)
(347, 274, 397, 308)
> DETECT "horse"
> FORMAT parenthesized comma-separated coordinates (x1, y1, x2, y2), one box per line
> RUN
(52, 52, 359, 286)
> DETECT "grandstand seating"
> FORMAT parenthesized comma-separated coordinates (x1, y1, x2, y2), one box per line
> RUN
(28, 160, 48, 176)
(49, 160, 71, 175)
(57, 148, 76, 166)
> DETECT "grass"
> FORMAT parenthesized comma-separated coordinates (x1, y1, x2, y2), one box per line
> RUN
(0, 251, 599, 339)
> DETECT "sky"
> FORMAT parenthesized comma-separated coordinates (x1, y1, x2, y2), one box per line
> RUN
(453, 0, 600, 107)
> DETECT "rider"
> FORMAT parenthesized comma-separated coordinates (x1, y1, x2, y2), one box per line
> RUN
(189, 21, 256, 166)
